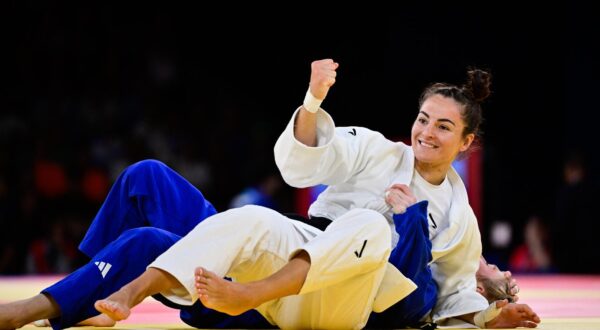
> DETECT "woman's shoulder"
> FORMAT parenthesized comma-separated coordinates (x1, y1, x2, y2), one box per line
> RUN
(334, 126, 408, 145)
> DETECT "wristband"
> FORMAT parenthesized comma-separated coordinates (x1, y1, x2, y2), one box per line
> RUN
(303, 88, 323, 114)
(473, 301, 502, 328)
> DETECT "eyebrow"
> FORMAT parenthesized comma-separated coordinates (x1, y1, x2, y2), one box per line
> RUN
(419, 111, 457, 127)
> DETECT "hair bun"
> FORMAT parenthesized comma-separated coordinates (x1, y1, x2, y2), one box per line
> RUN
(465, 69, 492, 103)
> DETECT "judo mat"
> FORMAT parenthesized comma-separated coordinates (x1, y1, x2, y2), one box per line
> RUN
(1, 274, 600, 329)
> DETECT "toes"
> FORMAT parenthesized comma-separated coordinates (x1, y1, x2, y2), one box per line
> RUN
(202, 268, 218, 280)
(196, 274, 209, 285)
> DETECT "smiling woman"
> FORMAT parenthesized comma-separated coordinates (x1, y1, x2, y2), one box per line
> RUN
(411, 94, 475, 184)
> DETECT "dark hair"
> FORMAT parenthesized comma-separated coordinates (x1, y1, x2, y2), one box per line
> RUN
(418, 69, 492, 140)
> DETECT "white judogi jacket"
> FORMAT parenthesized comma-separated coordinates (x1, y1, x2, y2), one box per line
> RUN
(274, 108, 488, 325)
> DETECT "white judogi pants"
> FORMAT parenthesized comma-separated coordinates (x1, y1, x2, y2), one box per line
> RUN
(150, 205, 392, 329)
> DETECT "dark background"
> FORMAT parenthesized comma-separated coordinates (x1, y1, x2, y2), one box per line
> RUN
(1, 3, 598, 274)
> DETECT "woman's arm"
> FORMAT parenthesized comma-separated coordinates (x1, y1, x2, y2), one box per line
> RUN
(294, 59, 338, 147)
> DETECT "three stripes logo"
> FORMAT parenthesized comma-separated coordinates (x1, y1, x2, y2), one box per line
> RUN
(95, 261, 112, 278)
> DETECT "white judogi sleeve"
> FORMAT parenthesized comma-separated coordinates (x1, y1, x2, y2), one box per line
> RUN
(430, 169, 489, 326)
(274, 107, 410, 222)
(274, 107, 390, 187)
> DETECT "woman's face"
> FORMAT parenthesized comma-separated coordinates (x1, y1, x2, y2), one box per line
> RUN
(477, 256, 512, 282)
(476, 256, 514, 302)
(411, 94, 474, 168)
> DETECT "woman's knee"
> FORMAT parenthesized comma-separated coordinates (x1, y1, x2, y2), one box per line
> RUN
(219, 205, 287, 232)
(343, 208, 390, 234)
(126, 159, 168, 176)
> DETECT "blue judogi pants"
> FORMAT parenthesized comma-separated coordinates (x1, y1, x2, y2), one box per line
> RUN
(78, 159, 218, 258)
(43, 160, 271, 329)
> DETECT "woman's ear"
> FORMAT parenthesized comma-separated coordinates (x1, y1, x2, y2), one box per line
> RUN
(476, 282, 484, 295)
(460, 133, 475, 152)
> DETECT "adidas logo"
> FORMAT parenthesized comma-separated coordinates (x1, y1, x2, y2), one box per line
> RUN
(94, 261, 112, 278)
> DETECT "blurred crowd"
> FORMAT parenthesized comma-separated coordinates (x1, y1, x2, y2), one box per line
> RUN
(484, 152, 599, 274)
(0, 39, 292, 273)
(0, 94, 291, 274)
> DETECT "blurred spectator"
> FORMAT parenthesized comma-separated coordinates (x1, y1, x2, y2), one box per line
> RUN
(34, 160, 69, 199)
(509, 216, 554, 273)
(552, 152, 599, 273)
(26, 221, 78, 274)
(229, 171, 283, 211)
(81, 168, 110, 203)
(484, 220, 513, 270)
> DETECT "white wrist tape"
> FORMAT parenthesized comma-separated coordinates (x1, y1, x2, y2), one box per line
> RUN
(474, 301, 503, 328)
(303, 88, 323, 114)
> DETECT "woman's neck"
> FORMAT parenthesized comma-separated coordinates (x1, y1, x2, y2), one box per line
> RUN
(414, 161, 450, 185)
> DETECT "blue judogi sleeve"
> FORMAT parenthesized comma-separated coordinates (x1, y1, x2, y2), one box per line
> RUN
(367, 200, 438, 328)
(79, 159, 217, 257)
(164, 298, 274, 329)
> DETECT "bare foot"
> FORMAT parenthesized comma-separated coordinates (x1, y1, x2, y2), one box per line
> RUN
(194, 267, 256, 316)
(94, 291, 131, 322)
(82, 314, 117, 327)
(78, 314, 116, 327)
(33, 313, 116, 328)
